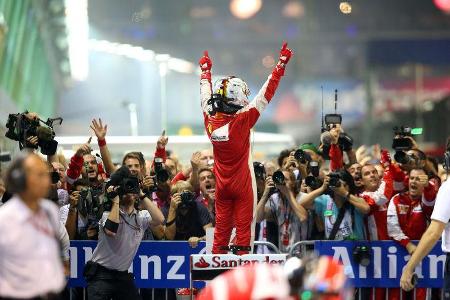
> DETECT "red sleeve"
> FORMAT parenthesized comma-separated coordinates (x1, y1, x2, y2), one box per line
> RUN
(171, 171, 188, 185)
(66, 154, 84, 184)
(151, 146, 167, 171)
(362, 195, 378, 214)
(329, 144, 343, 171)
(382, 169, 394, 200)
(423, 180, 438, 203)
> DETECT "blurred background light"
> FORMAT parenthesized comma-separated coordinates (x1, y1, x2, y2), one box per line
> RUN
(262, 55, 275, 68)
(66, 0, 89, 81)
(433, 0, 450, 13)
(282, 1, 305, 19)
(230, 0, 262, 20)
(339, 1, 352, 14)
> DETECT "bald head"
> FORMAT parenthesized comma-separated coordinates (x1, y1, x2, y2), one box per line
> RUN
(22, 154, 51, 200)
(200, 149, 214, 166)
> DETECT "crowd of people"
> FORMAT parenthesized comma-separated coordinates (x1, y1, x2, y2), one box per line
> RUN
(0, 109, 448, 299)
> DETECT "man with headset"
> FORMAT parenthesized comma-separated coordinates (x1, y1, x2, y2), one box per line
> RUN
(0, 151, 66, 299)
(400, 138, 450, 298)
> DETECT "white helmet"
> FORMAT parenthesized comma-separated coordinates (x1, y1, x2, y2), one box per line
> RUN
(214, 76, 250, 107)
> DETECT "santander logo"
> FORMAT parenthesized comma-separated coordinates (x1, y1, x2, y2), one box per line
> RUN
(192, 254, 287, 270)
(194, 257, 210, 268)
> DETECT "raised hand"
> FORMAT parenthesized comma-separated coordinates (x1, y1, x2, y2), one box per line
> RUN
(90, 118, 108, 140)
(157, 130, 168, 149)
(75, 137, 92, 157)
(278, 41, 293, 66)
(199, 50, 212, 72)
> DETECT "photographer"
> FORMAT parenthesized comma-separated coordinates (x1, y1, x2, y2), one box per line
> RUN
(387, 167, 437, 300)
(253, 162, 280, 254)
(60, 179, 100, 240)
(299, 169, 370, 240)
(163, 181, 212, 247)
(255, 169, 308, 253)
(85, 166, 164, 300)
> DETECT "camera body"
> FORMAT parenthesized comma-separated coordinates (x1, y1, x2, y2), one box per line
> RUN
(78, 187, 103, 231)
(328, 172, 342, 188)
(272, 170, 285, 185)
(179, 191, 196, 209)
(5, 112, 62, 155)
(154, 157, 170, 183)
(294, 149, 311, 164)
(253, 162, 266, 180)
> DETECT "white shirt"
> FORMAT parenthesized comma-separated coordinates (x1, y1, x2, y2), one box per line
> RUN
(0, 196, 65, 298)
(430, 180, 450, 252)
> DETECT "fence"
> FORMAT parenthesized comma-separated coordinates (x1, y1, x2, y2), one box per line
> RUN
(68, 240, 445, 299)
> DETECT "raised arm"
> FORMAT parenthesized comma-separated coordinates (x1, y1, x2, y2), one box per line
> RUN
(199, 50, 213, 114)
(244, 42, 293, 128)
(91, 118, 116, 175)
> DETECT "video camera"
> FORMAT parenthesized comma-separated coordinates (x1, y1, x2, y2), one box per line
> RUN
(392, 126, 422, 165)
(320, 90, 353, 154)
(5, 112, 63, 155)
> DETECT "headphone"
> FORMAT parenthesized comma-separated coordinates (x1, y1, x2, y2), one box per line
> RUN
(5, 151, 30, 194)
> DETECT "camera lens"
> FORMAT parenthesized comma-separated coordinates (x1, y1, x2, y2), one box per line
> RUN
(272, 170, 285, 185)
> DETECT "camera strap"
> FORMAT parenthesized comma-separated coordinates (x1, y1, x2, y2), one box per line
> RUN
(328, 202, 349, 240)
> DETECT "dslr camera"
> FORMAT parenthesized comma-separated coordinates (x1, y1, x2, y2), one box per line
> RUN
(5, 112, 63, 155)
(294, 149, 311, 164)
(78, 187, 104, 232)
(179, 191, 196, 209)
(328, 172, 342, 189)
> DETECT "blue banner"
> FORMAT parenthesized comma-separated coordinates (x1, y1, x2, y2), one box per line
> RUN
(67, 241, 206, 288)
(314, 240, 445, 288)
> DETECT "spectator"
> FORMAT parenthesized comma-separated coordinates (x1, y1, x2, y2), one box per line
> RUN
(347, 162, 363, 194)
(199, 148, 214, 168)
(360, 163, 394, 241)
(60, 178, 99, 240)
(198, 167, 216, 223)
(256, 169, 308, 253)
(52, 161, 67, 190)
(164, 180, 212, 246)
(299, 169, 370, 240)
(387, 168, 438, 300)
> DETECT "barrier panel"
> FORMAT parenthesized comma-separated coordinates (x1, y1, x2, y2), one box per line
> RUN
(310, 240, 444, 288)
(68, 240, 445, 290)
(68, 240, 207, 288)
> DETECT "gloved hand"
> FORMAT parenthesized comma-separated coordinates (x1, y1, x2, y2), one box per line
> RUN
(380, 149, 391, 168)
(199, 50, 212, 80)
(278, 41, 293, 65)
(274, 42, 293, 76)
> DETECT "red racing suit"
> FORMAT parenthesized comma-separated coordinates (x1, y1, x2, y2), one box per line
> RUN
(387, 186, 437, 247)
(386, 186, 437, 300)
(200, 68, 285, 254)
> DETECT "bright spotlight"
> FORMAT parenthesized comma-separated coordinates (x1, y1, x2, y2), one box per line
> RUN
(339, 1, 352, 14)
(230, 0, 262, 20)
